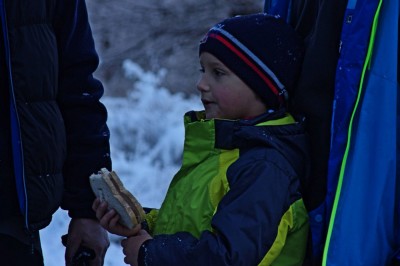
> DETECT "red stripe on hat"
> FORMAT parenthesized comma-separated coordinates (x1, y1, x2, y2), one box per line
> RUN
(210, 33, 281, 99)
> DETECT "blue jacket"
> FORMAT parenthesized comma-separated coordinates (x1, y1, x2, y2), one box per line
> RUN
(266, 0, 400, 264)
(0, 0, 111, 233)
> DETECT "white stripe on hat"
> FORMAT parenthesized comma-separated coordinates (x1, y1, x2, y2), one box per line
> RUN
(211, 26, 285, 91)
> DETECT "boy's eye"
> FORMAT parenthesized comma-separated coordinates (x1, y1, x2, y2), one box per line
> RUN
(213, 68, 225, 77)
(199, 67, 205, 73)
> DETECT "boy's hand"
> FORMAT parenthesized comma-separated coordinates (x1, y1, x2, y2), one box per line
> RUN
(121, 230, 153, 266)
(92, 198, 141, 237)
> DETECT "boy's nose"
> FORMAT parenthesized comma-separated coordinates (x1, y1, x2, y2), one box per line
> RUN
(196, 76, 209, 92)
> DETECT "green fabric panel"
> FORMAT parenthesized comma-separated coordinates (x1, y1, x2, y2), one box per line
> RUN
(257, 113, 295, 126)
(145, 209, 159, 234)
(153, 118, 239, 238)
(209, 149, 238, 211)
(259, 199, 309, 266)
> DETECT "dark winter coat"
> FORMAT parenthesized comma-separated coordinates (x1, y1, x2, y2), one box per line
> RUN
(140, 110, 310, 265)
(0, 0, 111, 235)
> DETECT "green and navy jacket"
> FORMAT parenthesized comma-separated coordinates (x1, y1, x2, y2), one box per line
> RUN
(139, 110, 310, 265)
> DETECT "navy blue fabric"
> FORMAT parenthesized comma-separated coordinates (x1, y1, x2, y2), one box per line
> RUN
(0, 0, 10, 166)
(0, 0, 111, 232)
(0, 234, 43, 266)
(265, 1, 348, 263)
(52, 0, 112, 218)
(0, 0, 27, 227)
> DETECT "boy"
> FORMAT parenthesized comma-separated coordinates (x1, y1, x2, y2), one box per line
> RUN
(94, 13, 309, 266)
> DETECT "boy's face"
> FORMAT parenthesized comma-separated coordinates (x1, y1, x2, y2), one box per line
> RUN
(197, 52, 266, 120)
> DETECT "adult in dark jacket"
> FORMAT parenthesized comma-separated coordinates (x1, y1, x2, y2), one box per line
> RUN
(0, 0, 112, 265)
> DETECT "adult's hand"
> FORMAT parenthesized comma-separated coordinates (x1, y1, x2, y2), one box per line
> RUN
(65, 218, 110, 266)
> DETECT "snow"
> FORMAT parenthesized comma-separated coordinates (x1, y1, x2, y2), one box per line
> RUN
(40, 60, 202, 265)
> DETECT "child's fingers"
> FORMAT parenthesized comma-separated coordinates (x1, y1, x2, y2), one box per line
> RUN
(95, 201, 110, 221)
(92, 197, 101, 211)
(108, 212, 121, 228)
(99, 209, 116, 228)
(131, 224, 142, 236)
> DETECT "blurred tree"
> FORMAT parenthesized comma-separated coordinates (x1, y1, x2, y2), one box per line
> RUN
(86, 0, 263, 96)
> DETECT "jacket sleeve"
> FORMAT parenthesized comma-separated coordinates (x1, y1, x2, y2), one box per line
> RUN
(138, 158, 293, 265)
(53, 0, 112, 218)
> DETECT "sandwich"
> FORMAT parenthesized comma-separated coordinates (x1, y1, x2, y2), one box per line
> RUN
(89, 168, 146, 229)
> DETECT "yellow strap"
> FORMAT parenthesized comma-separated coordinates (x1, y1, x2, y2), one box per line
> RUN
(257, 113, 295, 126)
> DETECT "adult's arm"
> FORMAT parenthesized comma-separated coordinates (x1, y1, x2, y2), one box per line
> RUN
(53, 0, 112, 218)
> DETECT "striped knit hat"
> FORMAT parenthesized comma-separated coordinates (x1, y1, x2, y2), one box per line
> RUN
(199, 13, 304, 109)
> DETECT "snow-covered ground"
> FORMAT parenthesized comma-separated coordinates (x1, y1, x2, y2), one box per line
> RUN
(40, 60, 202, 265)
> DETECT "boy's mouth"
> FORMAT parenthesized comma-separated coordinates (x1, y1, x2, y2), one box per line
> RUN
(201, 99, 212, 105)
